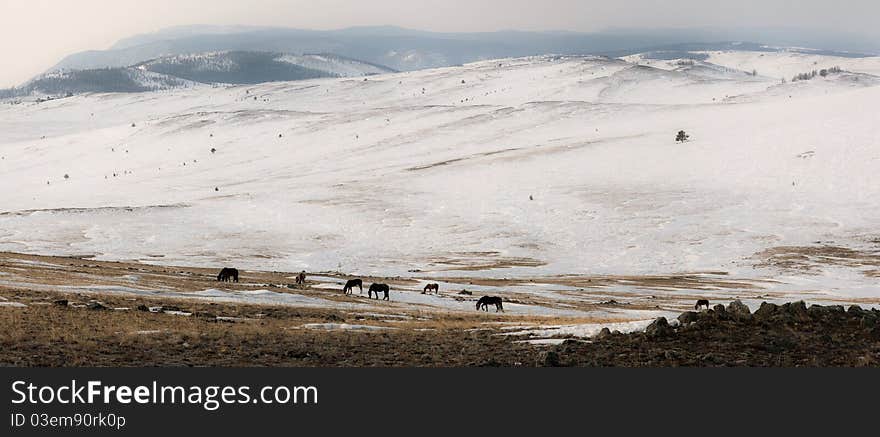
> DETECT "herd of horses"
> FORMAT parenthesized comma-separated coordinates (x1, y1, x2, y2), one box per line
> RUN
(216, 268, 716, 315)
(217, 268, 505, 311)
(218, 268, 719, 315)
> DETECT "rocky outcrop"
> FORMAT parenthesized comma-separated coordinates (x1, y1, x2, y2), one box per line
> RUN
(556, 301, 880, 367)
(648, 301, 874, 338)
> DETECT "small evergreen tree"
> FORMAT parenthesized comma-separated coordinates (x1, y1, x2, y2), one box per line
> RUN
(675, 130, 690, 143)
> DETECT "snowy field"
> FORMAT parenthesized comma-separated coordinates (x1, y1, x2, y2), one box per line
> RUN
(2, 50, 880, 309)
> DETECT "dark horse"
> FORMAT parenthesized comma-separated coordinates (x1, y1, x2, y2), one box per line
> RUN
(368, 283, 390, 300)
(217, 267, 239, 283)
(695, 299, 710, 310)
(295, 271, 307, 285)
(422, 283, 439, 294)
(476, 296, 504, 312)
(343, 279, 363, 294)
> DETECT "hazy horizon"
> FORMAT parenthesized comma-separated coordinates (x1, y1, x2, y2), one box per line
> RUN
(2, 0, 879, 87)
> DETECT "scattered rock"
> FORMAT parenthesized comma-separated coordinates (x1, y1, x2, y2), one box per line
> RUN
(537, 350, 561, 367)
(53, 299, 68, 307)
(678, 311, 699, 325)
(859, 316, 878, 328)
(595, 327, 612, 339)
(645, 317, 672, 337)
(727, 300, 752, 320)
(754, 302, 779, 320)
(86, 302, 107, 311)
(459, 290, 473, 295)
(700, 353, 721, 364)
(781, 301, 810, 322)
(848, 305, 866, 317)
(136, 304, 150, 312)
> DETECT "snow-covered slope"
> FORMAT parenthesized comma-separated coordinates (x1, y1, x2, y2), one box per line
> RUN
(136, 51, 389, 84)
(15, 68, 197, 96)
(275, 54, 395, 77)
(625, 50, 880, 82)
(6, 51, 394, 98)
(1, 53, 879, 299)
(699, 50, 880, 81)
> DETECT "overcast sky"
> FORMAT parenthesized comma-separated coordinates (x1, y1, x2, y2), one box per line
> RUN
(2, 0, 878, 87)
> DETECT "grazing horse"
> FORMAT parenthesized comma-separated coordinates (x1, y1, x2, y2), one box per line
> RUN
(295, 271, 307, 285)
(476, 296, 504, 312)
(343, 279, 363, 294)
(217, 267, 239, 283)
(695, 299, 710, 310)
(423, 283, 439, 294)
(368, 283, 390, 301)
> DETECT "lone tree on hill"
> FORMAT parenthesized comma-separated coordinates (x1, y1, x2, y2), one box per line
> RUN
(675, 130, 690, 143)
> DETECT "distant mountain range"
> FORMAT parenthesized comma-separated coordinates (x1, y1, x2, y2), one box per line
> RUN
(49, 25, 880, 73)
(2, 25, 876, 98)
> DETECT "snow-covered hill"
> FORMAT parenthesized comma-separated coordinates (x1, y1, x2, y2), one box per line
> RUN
(1, 52, 879, 300)
(275, 54, 395, 77)
(4, 51, 393, 98)
(137, 51, 392, 84)
(13, 68, 198, 96)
